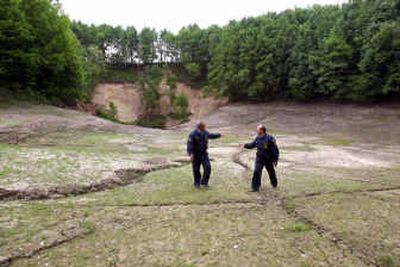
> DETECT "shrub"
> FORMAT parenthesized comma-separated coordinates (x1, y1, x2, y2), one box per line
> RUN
(172, 93, 189, 119)
(96, 101, 118, 122)
(167, 74, 178, 90)
(136, 115, 167, 129)
(185, 63, 201, 79)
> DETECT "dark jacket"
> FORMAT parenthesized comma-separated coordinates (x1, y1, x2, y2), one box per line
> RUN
(244, 134, 279, 162)
(187, 130, 221, 157)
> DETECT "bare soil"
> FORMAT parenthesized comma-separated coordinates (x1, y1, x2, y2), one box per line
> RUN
(90, 80, 227, 126)
(91, 83, 145, 122)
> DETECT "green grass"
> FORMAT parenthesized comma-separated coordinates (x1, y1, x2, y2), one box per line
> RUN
(0, 130, 182, 187)
(77, 162, 251, 206)
(285, 222, 311, 232)
(323, 137, 352, 146)
(378, 255, 397, 267)
(0, 118, 24, 127)
(295, 192, 400, 265)
(280, 170, 368, 198)
(0, 201, 82, 258)
(81, 220, 96, 235)
(0, 166, 10, 177)
(13, 201, 364, 267)
(284, 197, 295, 212)
(177, 263, 197, 267)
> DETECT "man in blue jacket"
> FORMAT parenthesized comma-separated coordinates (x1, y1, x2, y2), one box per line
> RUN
(187, 122, 222, 188)
(240, 124, 279, 192)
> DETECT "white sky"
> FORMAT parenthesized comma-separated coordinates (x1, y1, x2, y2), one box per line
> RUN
(60, 0, 348, 33)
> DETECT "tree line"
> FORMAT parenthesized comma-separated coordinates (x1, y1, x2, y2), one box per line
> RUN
(1, 0, 399, 103)
(1, 0, 87, 103)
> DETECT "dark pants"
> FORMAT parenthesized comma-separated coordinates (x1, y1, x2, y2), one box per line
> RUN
(192, 154, 211, 187)
(252, 157, 277, 190)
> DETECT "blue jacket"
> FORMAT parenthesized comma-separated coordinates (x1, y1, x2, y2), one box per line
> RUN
(244, 134, 279, 162)
(187, 130, 221, 157)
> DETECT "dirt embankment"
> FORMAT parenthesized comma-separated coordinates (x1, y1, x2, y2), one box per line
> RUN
(90, 78, 227, 126)
(175, 83, 228, 120)
(91, 83, 145, 122)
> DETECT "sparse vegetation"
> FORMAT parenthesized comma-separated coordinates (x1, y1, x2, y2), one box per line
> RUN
(285, 222, 311, 232)
(96, 101, 118, 122)
(323, 137, 352, 147)
(178, 263, 197, 267)
(171, 92, 189, 120)
(167, 74, 178, 90)
(101, 67, 138, 83)
(378, 255, 397, 267)
(138, 67, 163, 110)
(285, 197, 295, 212)
(1, 103, 399, 266)
(1, 0, 400, 258)
(136, 114, 167, 129)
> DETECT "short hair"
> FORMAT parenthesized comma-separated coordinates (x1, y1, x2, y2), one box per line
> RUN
(257, 124, 267, 134)
(197, 121, 206, 129)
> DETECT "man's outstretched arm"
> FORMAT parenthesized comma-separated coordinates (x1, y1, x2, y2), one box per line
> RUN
(242, 139, 256, 149)
(207, 132, 222, 139)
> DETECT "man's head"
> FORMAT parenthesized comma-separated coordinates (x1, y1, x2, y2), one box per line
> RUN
(257, 124, 267, 136)
(197, 121, 206, 132)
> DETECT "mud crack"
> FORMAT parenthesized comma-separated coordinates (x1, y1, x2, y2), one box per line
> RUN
(0, 221, 92, 267)
(0, 159, 189, 202)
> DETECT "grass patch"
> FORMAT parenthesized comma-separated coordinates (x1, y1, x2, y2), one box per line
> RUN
(285, 222, 311, 232)
(378, 255, 397, 267)
(0, 118, 23, 127)
(0, 143, 15, 150)
(296, 192, 400, 265)
(76, 163, 251, 206)
(323, 137, 352, 146)
(281, 170, 368, 198)
(0, 166, 11, 178)
(177, 263, 197, 267)
(81, 220, 96, 234)
(285, 197, 295, 212)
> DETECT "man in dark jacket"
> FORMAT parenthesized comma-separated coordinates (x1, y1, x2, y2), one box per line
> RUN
(240, 124, 279, 192)
(187, 122, 222, 188)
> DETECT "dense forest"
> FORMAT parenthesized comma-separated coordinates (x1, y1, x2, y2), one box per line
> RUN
(1, 0, 399, 103)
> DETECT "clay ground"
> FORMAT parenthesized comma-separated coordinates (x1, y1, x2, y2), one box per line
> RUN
(0, 102, 399, 267)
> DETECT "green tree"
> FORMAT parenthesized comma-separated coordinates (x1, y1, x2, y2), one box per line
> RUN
(138, 27, 157, 64)
(315, 33, 353, 98)
(358, 21, 400, 99)
(1, 0, 87, 103)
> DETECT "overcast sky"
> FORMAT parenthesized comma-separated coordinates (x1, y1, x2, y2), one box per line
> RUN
(60, 0, 348, 33)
